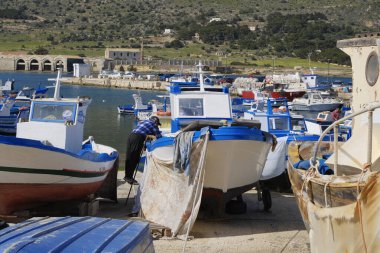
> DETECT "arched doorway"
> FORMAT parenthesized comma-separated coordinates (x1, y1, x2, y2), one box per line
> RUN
(29, 59, 39, 71)
(16, 59, 26, 70)
(42, 60, 52, 71)
(55, 60, 64, 71)
(119, 65, 125, 72)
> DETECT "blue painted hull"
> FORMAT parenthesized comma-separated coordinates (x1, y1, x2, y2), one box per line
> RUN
(0, 217, 155, 253)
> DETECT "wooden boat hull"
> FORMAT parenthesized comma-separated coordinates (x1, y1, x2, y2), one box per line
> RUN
(287, 141, 380, 252)
(0, 139, 118, 215)
(0, 182, 103, 215)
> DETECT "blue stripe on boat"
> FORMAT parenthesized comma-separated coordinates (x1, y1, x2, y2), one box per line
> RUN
(0, 135, 118, 163)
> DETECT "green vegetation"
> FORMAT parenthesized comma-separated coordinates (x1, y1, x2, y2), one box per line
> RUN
(0, 0, 379, 68)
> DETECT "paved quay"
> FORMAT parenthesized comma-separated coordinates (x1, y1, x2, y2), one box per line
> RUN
(61, 77, 168, 91)
(98, 172, 310, 253)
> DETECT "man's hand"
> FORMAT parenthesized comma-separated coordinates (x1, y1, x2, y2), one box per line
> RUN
(146, 135, 156, 141)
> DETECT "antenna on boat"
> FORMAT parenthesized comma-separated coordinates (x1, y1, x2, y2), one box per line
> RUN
(53, 69, 62, 100)
(197, 61, 205, 92)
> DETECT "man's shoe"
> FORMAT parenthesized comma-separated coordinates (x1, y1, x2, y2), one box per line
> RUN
(127, 212, 139, 217)
(124, 177, 139, 185)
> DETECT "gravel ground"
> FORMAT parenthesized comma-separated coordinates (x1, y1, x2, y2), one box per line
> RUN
(99, 172, 310, 253)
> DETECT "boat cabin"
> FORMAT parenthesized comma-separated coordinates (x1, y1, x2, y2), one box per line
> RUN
(244, 98, 306, 137)
(169, 85, 232, 132)
(16, 97, 91, 153)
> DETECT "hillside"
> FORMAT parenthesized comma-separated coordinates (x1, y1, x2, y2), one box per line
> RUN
(0, 0, 379, 65)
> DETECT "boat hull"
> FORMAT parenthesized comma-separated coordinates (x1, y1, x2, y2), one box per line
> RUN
(271, 90, 305, 102)
(0, 217, 154, 253)
(152, 137, 272, 199)
(287, 141, 380, 252)
(0, 139, 117, 215)
(290, 102, 342, 111)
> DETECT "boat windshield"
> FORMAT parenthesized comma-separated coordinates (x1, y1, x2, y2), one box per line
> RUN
(268, 117, 289, 131)
(31, 101, 77, 123)
(291, 118, 307, 131)
(178, 98, 204, 117)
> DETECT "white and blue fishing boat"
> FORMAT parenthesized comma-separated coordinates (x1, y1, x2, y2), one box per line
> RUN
(117, 93, 153, 116)
(145, 63, 275, 204)
(290, 91, 343, 111)
(0, 217, 154, 253)
(0, 70, 118, 215)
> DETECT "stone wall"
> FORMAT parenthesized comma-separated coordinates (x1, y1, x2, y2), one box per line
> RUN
(0, 57, 15, 71)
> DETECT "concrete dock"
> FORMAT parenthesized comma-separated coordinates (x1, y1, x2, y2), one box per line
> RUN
(61, 77, 169, 91)
(98, 172, 310, 253)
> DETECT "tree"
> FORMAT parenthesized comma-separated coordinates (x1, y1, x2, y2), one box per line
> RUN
(165, 39, 184, 49)
(34, 46, 49, 55)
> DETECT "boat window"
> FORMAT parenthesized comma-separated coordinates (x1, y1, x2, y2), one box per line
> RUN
(291, 118, 307, 131)
(366, 52, 379, 86)
(178, 98, 204, 116)
(312, 94, 321, 99)
(31, 102, 77, 123)
(269, 117, 289, 131)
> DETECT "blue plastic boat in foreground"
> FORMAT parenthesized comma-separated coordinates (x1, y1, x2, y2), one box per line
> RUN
(0, 216, 154, 253)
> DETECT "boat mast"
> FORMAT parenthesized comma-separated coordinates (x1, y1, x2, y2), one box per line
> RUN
(197, 61, 205, 92)
(53, 69, 62, 100)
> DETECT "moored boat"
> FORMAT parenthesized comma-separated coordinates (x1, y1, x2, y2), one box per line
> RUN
(287, 34, 380, 252)
(0, 70, 118, 215)
(117, 93, 152, 116)
(136, 63, 275, 235)
(290, 91, 343, 111)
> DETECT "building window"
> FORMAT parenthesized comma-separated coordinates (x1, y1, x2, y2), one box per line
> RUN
(113, 52, 116, 57)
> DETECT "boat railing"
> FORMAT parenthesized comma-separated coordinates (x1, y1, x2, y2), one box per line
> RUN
(312, 102, 380, 174)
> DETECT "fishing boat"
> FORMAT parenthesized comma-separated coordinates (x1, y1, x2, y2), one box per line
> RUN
(136, 63, 275, 235)
(136, 95, 171, 121)
(0, 217, 154, 252)
(287, 34, 380, 252)
(243, 98, 335, 182)
(290, 91, 343, 111)
(117, 93, 152, 116)
(0, 70, 118, 215)
(263, 72, 307, 101)
(150, 65, 274, 194)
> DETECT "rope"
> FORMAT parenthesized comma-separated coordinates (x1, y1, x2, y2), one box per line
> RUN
(356, 164, 369, 253)
(299, 158, 318, 199)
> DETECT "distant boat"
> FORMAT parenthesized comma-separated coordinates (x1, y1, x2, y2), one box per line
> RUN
(290, 91, 343, 111)
(117, 93, 153, 116)
(0, 70, 118, 215)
